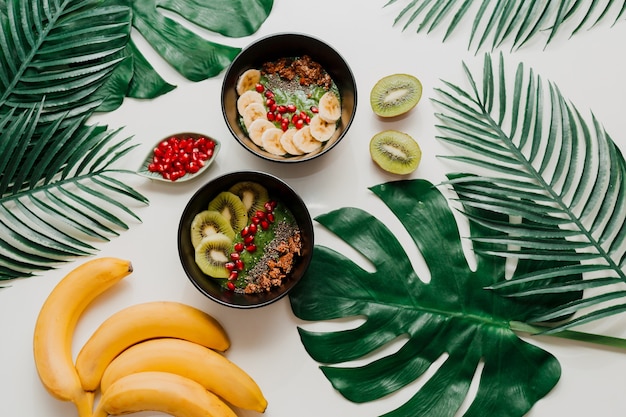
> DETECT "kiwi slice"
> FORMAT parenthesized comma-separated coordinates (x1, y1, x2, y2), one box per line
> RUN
(228, 181, 270, 218)
(370, 74, 422, 118)
(369, 130, 422, 175)
(208, 191, 248, 232)
(190, 210, 235, 248)
(194, 233, 233, 278)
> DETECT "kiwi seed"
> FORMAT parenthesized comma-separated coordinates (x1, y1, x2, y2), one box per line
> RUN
(228, 181, 270, 218)
(369, 130, 422, 175)
(190, 210, 235, 248)
(194, 233, 233, 278)
(370, 73, 422, 118)
(208, 191, 249, 232)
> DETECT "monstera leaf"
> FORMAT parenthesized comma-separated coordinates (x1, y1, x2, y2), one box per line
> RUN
(433, 52, 626, 332)
(0, 102, 148, 282)
(385, 0, 626, 51)
(290, 179, 582, 417)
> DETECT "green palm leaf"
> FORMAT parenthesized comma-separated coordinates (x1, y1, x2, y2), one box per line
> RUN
(0, 0, 133, 126)
(0, 102, 148, 282)
(434, 52, 626, 331)
(385, 0, 626, 51)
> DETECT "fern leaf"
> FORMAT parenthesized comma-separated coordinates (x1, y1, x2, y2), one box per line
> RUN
(0, 102, 147, 281)
(385, 0, 626, 51)
(434, 52, 626, 331)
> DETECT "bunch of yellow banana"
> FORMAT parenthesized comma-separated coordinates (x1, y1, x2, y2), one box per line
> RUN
(33, 257, 268, 417)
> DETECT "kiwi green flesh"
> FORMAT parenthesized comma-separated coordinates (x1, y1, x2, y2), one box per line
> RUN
(194, 233, 233, 278)
(370, 130, 421, 175)
(190, 210, 235, 248)
(228, 181, 269, 218)
(370, 74, 422, 118)
(207, 191, 248, 231)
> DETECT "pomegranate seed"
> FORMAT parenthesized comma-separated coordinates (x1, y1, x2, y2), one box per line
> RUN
(267, 112, 276, 121)
(281, 120, 289, 131)
(267, 213, 275, 222)
(251, 216, 260, 224)
(244, 235, 255, 244)
(234, 242, 244, 252)
(235, 259, 244, 270)
(241, 226, 250, 237)
(260, 220, 269, 230)
(246, 244, 257, 252)
(225, 262, 236, 271)
(264, 201, 273, 212)
(248, 223, 257, 234)
(255, 210, 266, 219)
(255, 83, 264, 93)
(295, 119, 304, 129)
(230, 252, 240, 261)
(286, 104, 297, 113)
(310, 105, 319, 113)
(227, 282, 235, 290)
(265, 90, 274, 99)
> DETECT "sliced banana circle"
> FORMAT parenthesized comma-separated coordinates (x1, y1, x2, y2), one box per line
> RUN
(292, 126, 323, 154)
(242, 103, 267, 130)
(236, 69, 261, 96)
(309, 115, 336, 142)
(261, 128, 287, 156)
(280, 128, 304, 156)
(248, 119, 276, 147)
(317, 91, 341, 123)
(237, 90, 264, 115)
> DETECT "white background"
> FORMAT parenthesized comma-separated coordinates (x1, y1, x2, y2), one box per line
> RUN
(2, 1, 626, 416)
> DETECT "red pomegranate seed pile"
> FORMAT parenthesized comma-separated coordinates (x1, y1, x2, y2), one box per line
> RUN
(148, 135, 216, 181)
(224, 200, 277, 291)
(257, 83, 318, 132)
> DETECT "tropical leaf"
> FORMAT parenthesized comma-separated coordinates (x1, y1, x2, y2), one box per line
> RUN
(0, 0, 133, 127)
(384, 0, 626, 51)
(0, 102, 148, 282)
(433, 52, 626, 331)
(290, 179, 583, 417)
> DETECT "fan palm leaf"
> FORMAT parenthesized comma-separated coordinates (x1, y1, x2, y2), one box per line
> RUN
(0, 0, 133, 127)
(434, 52, 626, 332)
(0, 102, 148, 282)
(385, 0, 626, 51)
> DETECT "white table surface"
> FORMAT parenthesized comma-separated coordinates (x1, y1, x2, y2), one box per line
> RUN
(2, 1, 626, 416)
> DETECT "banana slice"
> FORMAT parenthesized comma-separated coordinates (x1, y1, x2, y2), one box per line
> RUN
(242, 103, 267, 130)
(236, 69, 261, 95)
(309, 115, 336, 142)
(318, 91, 341, 123)
(261, 128, 287, 156)
(280, 128, 304, 155)
(292, 126, 322, 154)
(237, 90, 264, 115)
(248, 119, 276, 146)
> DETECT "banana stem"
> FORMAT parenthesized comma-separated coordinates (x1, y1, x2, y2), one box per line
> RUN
(74, 391, 95, 417)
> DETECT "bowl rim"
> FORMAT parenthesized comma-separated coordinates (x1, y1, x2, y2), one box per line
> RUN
(221, 31, 357, 164)
(177, 170, 314, 308)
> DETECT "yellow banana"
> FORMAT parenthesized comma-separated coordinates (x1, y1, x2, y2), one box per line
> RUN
(75, 301, 230, 392)
(100, 338, 268, 413)
(93, 371, 237, 417)
(33, 257, 133, 417)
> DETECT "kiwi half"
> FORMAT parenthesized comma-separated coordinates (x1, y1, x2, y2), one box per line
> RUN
(369, 130, 422, 175)
(194, 233, 233, 278)
(208, 191, 248, 232)
(190, 210, 235, 248)
(370, 73, 422, 118)
(228, 181, 269, 218)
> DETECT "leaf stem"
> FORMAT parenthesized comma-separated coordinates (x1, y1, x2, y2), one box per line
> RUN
(510, 321, 626, 350)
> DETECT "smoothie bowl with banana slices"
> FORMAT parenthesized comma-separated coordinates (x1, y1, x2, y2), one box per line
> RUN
(221, 33, 357, 163)
(178, 171, 314, 308)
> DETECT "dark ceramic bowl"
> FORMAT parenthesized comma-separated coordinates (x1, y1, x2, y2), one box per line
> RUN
(178, 171, 314, 308)
(221, 32, 357, 163)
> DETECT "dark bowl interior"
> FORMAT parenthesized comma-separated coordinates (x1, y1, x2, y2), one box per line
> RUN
(221, 32, 357, 163)
(178, 171, 314, 308)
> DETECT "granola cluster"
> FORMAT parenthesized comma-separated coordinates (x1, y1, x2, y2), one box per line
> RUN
(261, 55, 332, 90)
(244, 228, 302, 294)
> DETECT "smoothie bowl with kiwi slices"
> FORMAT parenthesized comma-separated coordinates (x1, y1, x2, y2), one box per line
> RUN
(178, 171, 314, 308)
(221, 33, 357, 163)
